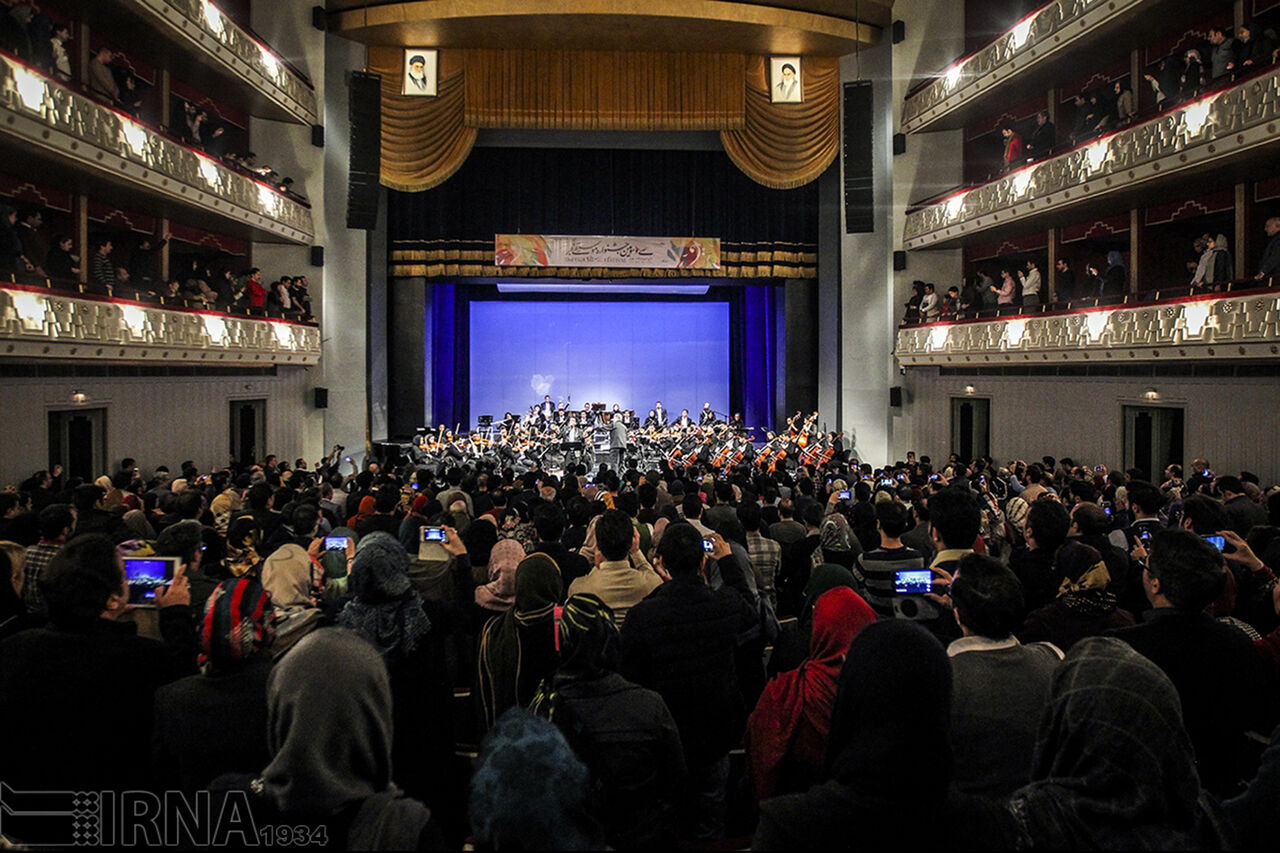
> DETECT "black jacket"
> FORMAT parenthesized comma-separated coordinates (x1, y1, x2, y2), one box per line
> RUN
(619, 572, 757, 764)
(0, 609, 197, 791)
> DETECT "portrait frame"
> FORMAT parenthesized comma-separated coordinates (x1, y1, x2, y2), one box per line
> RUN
(770, 56, 803, 104)
(402, 49, 438, 97)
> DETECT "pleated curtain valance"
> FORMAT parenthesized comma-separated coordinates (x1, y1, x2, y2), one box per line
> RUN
(371, 46, 839, 191)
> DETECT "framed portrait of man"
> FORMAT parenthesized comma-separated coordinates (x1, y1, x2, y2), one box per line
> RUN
(770, 57, 802, 104)
(402, 49, 437, 96)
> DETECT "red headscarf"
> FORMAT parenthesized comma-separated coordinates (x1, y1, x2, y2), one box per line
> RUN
(347, 495, 376, 527)
(746, 586, 877, 799)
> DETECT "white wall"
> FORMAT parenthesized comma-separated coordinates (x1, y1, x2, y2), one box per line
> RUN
(900, 368, 1280, 483)
(0, 369, 317, 485)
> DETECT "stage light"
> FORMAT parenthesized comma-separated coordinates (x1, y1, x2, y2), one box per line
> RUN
(1143, 388, 1159, 400)
(71, 390, 87, 404)
(963, 385, 976, 395)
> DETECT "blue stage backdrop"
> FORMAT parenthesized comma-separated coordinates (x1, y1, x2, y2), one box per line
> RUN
(468, 300, 731, 421)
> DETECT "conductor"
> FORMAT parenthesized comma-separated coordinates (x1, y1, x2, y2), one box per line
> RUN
(605, 410, 628, 469)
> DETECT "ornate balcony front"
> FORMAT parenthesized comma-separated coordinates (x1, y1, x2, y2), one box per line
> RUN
(903, 68, 1280, 251)
(127, 0, 317, 125)
(0, 55, 313, 244)
(895, 290, 1280, 367)
(901, 0, 1161, 135)
(0, 285, 320, 366)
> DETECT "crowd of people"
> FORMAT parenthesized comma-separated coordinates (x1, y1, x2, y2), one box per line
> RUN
(904, 214, 1280, 323)
(0, 205, 314, 318)
(1, 442, 1278, 849)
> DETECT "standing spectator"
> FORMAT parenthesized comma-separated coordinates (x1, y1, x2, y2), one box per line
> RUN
(1204, 233, 1233, 289)
(50, 23, 71, 81)
(88, 237, 117, 294)
(1000, 124, 1023, 173)
(1113, 79, 1135, 123)
(130, 232, 168, 285)
(1024, 110, 1055, 160)
(15, 208, 46, 276)
(918, 282, 940, 320)
(87, 46, 120, 105)
(1209, 27, 1236, 82)
(991, 268, 1016, 307)
(1255, 216, 1280, 281)
(1054, 257, 1076, 302)
(45, 233, 80, 280)
(1019, 259, 1042, 309)
(1102, 250, 1128, 296)
(1182, 50, 1204, 100)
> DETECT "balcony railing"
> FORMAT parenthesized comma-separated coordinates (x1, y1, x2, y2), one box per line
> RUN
(895, 286, 1280, 367)
(0, 284, 320, 365)
(139, 0, 317, 124)
(901, 0, 1149, 134)
(0, 54, 313, 244)
(903, 68, 1280, 250)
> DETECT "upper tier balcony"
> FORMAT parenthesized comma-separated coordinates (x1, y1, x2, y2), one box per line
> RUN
(900, 0, 1198, 136)
(0, 54, 313, 244)
(895, 285, 1280, 368)
(0, 283, 320, 366)
(77, 0, 318, 125)
(903, 67, 1280, 251)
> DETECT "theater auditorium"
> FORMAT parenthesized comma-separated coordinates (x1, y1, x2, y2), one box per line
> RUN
(0, 0, 1278, 849)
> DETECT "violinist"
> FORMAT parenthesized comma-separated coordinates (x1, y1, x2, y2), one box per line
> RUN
(675, 408, 694, 429)
(699, 402, 718, 427)
(643, 409, 662, 430)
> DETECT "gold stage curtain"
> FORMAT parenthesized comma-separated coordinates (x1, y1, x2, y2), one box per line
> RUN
(371, 47, 477, 192)
(720, 55, 840, 190)
(463, 50, 745, 130)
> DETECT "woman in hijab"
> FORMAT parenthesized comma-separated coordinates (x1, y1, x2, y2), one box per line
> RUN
(153, 577, 275, 793)
(339, 532, 458, 840)
(1206, 232, 1233, 289)
(347, 494, 376, 529)
(1007, 637, 1232, 850)
(1019, 541, 1134, 651)
(217, 628, 444, 849)
(397, 494, 432, 553)
(746, 587, 878, 800)
(1103, 249, 1128, 296)
(222, 515, 264, 578)
(529, 594, 684, 850)
(766, 563, 857, 677)
(470, 708, 603, 851)
(754, 620, 960, 850)
(261, 544, 324, 658)
(462, 518, 500, 585)
(119, 508, 155, 542)
(474, 538, 525, 615)
(476, 552, 563, 732)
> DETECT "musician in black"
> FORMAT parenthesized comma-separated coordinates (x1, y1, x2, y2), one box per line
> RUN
(605, 411, 628, 469)
(728, 412, 746, 433)
(675, 409, 694, 429)
(653, 400, 669, 427)
(699, 402, 718, 427)
(643, 409, 662, 430)
(538, 395, 555, 423)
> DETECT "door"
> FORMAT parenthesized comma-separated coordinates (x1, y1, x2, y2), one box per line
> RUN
(48, 408, 107, 482)
(230, 399, 266, 468)
(1123, 405, 1184, 481)
(950, 397, 990, 462)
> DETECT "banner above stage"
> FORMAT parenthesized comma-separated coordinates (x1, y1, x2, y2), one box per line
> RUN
(494, 234, 721, 270)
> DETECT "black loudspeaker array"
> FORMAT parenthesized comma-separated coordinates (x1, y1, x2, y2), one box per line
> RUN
(314, 387, 329, 409)
(889, 386, 903, 408)
(347, 72, 382, 230)
(843, 81, 874, 234)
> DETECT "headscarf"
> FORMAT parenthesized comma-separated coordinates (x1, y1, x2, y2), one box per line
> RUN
(825, 621, 952, 801)
(469, 708, 601, 851)
(199, 577, 275, 673)
(529, 594, 618, 720)
(1106, 250, 1127, 272)
(1053, 540, 1117, 615)
(261, 544, 322, 658)
(802, 563, 856, 615)
(747, 587, 878, 798)
(477, 553, 564, 730)
(348, 495, 376, 528)
(475, 538, 526, 612)
(223, 516, 264, 578)
(261, 628, 431, 846)
(338, 532, 431, 659)
(210, 492, 235, 534)
(319, 526, 358, 580)
(121, 509, 156, 541)
(1008, 638, 1231, 850)
(819, 511, 854, 552)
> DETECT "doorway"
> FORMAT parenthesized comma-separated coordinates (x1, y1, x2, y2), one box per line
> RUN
(950, 397, 990, 462)
(1123, 405, 1184, 481)
(230, 399, 266, 468)
(48, 408, 107, 482)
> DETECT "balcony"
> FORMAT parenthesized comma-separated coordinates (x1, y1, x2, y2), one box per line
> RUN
(0, 284, 320, 366)
(903, 68, 1280, 251)
(895, 287, 1280, 367)
(80, 0, 318, 125)
(900, 0, 1190, 135)
(0, 54, 313, 244)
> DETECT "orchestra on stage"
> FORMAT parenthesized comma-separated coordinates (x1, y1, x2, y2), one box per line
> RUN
(411, 399, 847, 475)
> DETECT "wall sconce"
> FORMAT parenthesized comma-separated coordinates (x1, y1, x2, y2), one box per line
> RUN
(963, 385, 976, 395)
(1143, 388, 1159, 400)
(71, 390, 87, 404)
